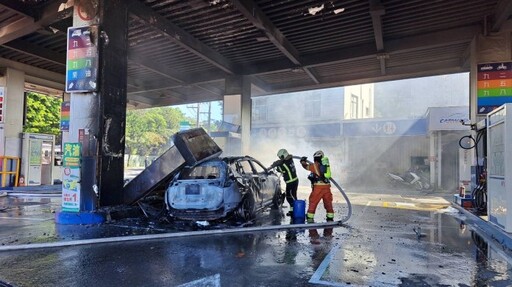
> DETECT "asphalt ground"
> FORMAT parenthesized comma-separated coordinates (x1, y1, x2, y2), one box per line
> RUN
(1, 183, 512, 287)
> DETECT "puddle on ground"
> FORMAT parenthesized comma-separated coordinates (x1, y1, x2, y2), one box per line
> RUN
(312, 207, 512, 287)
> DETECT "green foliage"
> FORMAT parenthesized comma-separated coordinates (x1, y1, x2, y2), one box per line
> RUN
(125, 107, 191, 156)
(24, 92, 61, 135)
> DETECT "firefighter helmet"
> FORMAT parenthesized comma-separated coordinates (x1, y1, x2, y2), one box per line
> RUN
(277, 148, 289, 159)
(313, 150, 324, 158)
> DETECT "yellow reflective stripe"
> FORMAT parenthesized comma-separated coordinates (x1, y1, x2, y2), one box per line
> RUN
(313, 182, 330, 186)
(282, 163, 297, 183)
(326, 213, 334, 218)
(307, 213, 315, 219)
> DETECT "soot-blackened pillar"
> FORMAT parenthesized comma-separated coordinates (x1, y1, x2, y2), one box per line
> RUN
(96, 1, 128, 206)
(57, 0, 127, 224)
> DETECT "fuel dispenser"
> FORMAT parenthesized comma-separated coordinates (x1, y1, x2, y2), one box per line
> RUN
(20, 133, 55, 186)
(487, 104, 512, 232)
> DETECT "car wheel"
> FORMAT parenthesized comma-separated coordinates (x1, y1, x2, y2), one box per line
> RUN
(236, 194, 256, 221)
(272, 186, 284, 209)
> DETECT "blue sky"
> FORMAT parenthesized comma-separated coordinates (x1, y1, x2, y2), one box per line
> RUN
(175, 101, 223, 122)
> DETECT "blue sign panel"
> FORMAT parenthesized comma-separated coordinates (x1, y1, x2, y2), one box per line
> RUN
(252, 123, 341, 139)
(343, 119, 427, 137)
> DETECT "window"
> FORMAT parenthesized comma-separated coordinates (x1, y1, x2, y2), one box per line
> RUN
(238, 160, 254, 174)
(350, 94, 358, 119)
(305, 94, 321, 118)
(253, 98, 267, 121)
(251, 160, 266, 174)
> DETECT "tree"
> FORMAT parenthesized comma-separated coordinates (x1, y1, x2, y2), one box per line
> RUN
(125, 107, 192, 159)
(24, 92, 61, 136)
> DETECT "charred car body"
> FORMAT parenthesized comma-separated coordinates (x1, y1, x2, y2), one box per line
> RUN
(165, 156, 284, 221)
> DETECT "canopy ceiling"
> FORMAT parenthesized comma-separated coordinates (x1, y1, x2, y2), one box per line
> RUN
(0, 0, 510, 108)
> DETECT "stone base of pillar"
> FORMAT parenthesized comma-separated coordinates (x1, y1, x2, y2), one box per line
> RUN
(55, 211, 105, 225)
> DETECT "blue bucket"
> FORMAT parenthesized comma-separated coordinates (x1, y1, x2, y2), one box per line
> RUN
(293, 200, 306, 219)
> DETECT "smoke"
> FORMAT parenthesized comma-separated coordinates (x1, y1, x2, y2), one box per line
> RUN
(245, 74, 470, 194)
(249, 131, 321, 184)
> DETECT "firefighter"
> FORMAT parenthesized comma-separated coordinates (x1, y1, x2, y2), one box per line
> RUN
(269, 148, 298, 216)
(300, 150, 334, 222)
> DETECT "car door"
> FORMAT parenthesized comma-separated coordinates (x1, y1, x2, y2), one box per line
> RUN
(249, 159, 275, 204)
(237, 159, 264, 208)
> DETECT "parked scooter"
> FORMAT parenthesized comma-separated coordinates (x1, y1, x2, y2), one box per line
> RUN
(387, 168, 431, 191)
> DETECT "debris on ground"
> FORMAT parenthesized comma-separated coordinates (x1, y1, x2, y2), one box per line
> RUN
(413, 227, 426, 239)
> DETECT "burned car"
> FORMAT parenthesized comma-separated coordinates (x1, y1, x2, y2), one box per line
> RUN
(165, 156, 283, 221)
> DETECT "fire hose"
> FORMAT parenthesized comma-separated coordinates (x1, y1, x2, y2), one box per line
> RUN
(0, 157, 352, 252)
(291, 155, 352, 224)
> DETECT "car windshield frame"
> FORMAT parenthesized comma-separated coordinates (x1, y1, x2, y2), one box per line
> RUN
(178, 160, 225, 180)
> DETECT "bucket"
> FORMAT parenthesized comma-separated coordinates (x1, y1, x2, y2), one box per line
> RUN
(293, 200, 306, 219)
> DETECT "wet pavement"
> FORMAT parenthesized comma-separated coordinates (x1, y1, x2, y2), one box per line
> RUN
(1, 187, 512, 286)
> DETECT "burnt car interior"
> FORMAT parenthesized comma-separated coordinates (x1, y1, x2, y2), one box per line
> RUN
(179, 165, 220, 180)
(163, 156, 283, 223)
(125, 129, 284, 228)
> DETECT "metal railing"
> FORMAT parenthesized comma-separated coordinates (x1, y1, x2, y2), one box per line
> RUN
(0, 156, 20, 187)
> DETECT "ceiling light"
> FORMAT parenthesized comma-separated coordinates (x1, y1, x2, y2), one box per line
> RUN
(308, 4, 324, 16)
(334, 8, 345, 14)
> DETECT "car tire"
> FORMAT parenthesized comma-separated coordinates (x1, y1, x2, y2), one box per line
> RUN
(236, 194, 256, 221)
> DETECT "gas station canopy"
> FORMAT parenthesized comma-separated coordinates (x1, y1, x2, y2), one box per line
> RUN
(0, 0, 509, 108)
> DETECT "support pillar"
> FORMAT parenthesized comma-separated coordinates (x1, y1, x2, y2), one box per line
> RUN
(96, 1, 128, 206)
(0, 68, 25, 157)
(429, 131, 436, 188)
(437, 132, 442, 188)
(468, 31, 511, 190)
(223, 76, 251, 155)
(56, 0, 128, 224)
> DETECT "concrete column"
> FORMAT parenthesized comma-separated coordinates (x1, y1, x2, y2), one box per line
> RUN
(240, 79, 252, 155)
(67, 0, 127, 207)
(437, 132, 442, 188)
(468, 31, 512, 186)
(57, 0, 128, 224)
(469, 37, 478, 124)
(223, 76, 251, 155)
(429, 131, 436, 188)
(96, 1, 128, 206)
(63, 2, 101, 215)
(472, 32, 511, 120)
(0, 68, 25, 157)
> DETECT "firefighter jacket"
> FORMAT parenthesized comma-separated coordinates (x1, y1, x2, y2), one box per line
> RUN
(301, 157, 331, 186)
(270, 155, 298, 183)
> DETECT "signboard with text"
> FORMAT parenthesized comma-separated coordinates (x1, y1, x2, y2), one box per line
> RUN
(60, 101, 70, 131)
(251, 123, 342, 139)
(477, 62, 512, 114)
(179, 121, 191, 131)
(62, 143, 81, 212)
(65, 26, 98, 93)
(343, 119, 427, 137)
(427, 106, 470, 131)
